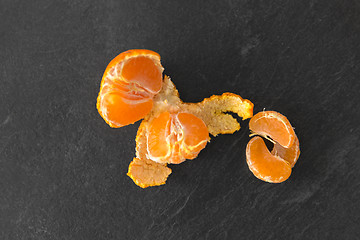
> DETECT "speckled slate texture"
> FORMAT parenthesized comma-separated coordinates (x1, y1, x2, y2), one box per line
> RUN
(1, 1, 360, 239)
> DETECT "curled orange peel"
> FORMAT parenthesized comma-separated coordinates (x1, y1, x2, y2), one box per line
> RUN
(127, 76, 253, 188)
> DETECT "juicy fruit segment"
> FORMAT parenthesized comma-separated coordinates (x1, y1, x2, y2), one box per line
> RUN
(121, 56, 163, 93)
(97, 49, 163, 128)
(249, 111, 295, 148)
(177, 112, 209, 159)
(127, 158, 172, 188)
(246, 110, 300, 183)
(246, 137, 292, 183)
(146, 111, 210, 164)
(272, 135, 300, 168)
(100, 93, 153, 127)
(146, 111, 172, 161)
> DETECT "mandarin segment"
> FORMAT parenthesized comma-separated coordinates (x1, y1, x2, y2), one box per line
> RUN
(121, 56, 163, 93)
(146, 111, 172, 161)
(177, 112, 209, 159)
(97, 49, 163, 128)
(249, 111, 295, 148)
(103, 49, 161, 78)
(246, 136, 292, 183)
(272, 134, 300, 168)
(100, 92, 153, 127)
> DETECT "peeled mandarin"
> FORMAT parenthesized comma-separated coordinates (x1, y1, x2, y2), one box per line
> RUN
(97, 49, 163, 128)
(146, 111, 209, 164)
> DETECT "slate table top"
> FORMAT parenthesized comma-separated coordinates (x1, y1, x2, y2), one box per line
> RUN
(1, 1, 360, 239)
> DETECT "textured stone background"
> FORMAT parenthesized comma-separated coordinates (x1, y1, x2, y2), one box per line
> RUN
(1, 0, 360, 239)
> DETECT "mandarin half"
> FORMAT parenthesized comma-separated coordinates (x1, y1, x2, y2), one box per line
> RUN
(146, 111, 210, 164)
(97, 49, 163, 128)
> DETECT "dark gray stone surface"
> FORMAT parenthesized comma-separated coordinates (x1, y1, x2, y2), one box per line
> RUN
(1, 1, 360, 239)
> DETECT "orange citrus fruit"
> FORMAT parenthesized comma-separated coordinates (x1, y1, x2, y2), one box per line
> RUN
(97, 49, 163, 128)
(246, 111, 300, 183)
(146, 111, 210, 164)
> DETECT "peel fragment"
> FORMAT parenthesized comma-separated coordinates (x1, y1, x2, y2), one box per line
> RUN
(127, 158, 172, 188)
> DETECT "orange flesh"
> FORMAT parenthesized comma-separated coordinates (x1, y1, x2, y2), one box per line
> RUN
(272, 135, 300, 168)
(246, 136, 291, 183)
(100, 93, 153, 127)
(147, 111, 172, 160)
(121, 56, 162, 93)
(147, 111, 209, 164)
(178, 112, 209, 159)
(249, 111, 295, 148)
(97, 50, 163, 128)
(246, 111, 300, 183)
